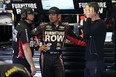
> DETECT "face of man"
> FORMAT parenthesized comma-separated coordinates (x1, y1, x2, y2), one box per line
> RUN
(26, 13, 34, 23)
(84, 4, 96, 19)
(48, 14, 60, 24)
(83, 5, 90, 18)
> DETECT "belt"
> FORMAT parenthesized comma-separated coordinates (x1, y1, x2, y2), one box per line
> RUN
(43, 50, 61, 55)
(50, 52, 61, 54)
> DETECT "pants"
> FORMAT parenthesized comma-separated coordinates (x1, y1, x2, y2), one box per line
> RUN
(84, 60, 104, 77)
(40, 53, 65, 77)
(13, 57, 33, 77)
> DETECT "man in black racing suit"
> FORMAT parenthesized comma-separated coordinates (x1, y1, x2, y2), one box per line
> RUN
(32, 7, 86, 77)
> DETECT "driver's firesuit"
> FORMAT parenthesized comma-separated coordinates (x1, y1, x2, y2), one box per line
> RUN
(32, 22, 86, 77)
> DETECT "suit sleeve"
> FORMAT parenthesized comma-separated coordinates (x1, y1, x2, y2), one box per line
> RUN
(20, 28, 30, 44)
(31, 26, 43, 35)
(66, 27, 86, 46)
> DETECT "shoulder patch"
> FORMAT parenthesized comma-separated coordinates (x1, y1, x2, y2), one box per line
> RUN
(46, 25, 52, 30)
(59, 26, 65, 30)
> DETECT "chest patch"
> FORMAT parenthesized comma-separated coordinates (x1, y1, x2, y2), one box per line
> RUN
(44, 31, 65, 42)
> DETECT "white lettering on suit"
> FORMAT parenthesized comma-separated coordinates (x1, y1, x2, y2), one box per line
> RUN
(45, 31, 65, 42)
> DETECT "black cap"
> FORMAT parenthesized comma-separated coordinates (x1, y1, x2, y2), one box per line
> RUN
(48, 7, 60, 14)
(21, 7, 34, 19)
(21, 7, 34, 14)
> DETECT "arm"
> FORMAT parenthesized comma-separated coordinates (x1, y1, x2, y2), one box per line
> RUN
(22, 43, 36, 76)
(20, 25, 36, 76)
(83, 18, 91, 39)
(31, 23, 46, 35)
(66, 27, 86, 46)
(67, 35, 86, 46)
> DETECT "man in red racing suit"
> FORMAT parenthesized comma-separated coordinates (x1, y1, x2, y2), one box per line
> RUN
(32, 7, 86, 77)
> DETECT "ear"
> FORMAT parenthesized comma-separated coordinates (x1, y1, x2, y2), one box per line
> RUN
(58, 14, 62, 22)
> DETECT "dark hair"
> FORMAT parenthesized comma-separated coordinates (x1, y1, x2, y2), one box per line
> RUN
(88, 2, 100, 13)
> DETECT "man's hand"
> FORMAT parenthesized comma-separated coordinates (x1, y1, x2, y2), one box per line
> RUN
(38, 44, 49, 52)
(40, 23, 47, 29)
(30, 65, 36, 76)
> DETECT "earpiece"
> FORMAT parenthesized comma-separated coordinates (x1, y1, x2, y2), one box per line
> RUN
(21, 7, 27, 19)
(21, 11, 27, 19)
(20, 7, 34, 20)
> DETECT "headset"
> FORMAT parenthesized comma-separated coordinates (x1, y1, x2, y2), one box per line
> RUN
(21, 7, 34, 20)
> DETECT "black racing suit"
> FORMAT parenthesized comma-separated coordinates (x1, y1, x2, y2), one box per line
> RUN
(32, 22, 86, 77)
(12, 20, 34, 76)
